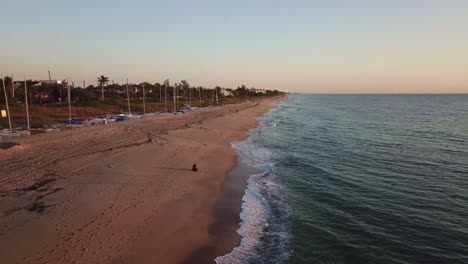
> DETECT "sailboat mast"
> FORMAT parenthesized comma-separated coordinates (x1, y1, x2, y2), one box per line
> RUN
(142, 83, 146, 114)
(126, 78, 131, 115)
(1, 74, 12, 131)
(24, 75, 30, 130)
(173, 84, 176, 112)
(67, 78, 71, 124)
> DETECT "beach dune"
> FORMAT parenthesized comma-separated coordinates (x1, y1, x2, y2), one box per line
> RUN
(0, 96, 283, 264)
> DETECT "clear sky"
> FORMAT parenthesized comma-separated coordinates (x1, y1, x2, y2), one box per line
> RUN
(1, 0, 467, 93)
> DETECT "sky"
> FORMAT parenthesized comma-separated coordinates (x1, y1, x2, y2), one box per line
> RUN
(1, 0, 467, 94)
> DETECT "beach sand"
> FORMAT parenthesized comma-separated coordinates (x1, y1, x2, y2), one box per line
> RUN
(0, 96, 283, 264)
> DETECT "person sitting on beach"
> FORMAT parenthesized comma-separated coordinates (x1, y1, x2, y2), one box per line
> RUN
(192, 163, 198, 172)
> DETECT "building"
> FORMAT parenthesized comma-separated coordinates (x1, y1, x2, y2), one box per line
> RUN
(38, 80, 63, 86)
(250, 88, 266, 94)
(220, 89, 235, 97)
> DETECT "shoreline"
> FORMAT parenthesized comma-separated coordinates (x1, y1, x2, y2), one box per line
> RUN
(182, 153, 259, 264)
(0, 95, 285, 264)
(182, 97, 284, 263)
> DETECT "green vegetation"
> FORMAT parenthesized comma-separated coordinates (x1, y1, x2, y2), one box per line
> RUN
(0, 76, 284, 129)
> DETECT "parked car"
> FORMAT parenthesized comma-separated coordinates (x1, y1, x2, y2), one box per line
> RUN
(180, 106, 192, 111)
(115, 115, 129, 122)
(71, 118, 85, 125)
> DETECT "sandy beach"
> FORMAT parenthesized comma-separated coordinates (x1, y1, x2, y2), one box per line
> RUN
(0, 95, 284, 264)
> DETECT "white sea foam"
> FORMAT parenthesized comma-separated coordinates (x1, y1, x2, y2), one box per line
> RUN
(215, 127, 272, 263)
(233, 140, 271, 170)
(215, 172, 268, 264)
(216, 110, 291, 264)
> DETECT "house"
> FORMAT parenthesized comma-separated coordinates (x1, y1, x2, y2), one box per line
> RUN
(220, 89, 235, 97)
(13, 81, 23, 89)
(249, 88, 266, 94)
(38, 80, 63, 86)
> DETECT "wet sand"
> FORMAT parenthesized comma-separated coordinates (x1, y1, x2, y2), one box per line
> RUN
(182, 157, 258, 264)
(0, 96, 284, 264)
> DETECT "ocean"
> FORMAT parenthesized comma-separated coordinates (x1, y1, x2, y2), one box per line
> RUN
(217, 94, 468, 264)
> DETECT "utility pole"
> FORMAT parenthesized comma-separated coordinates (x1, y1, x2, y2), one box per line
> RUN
(126, 78, 131, 115)
(1, 73, 12, 131)
(24, 75, 30, 130)
(164, 83, 167, 112)
(189, 86, 192, 106)
(215, 88, 219, 105)
(142, 83, 146, 114)
(83, 80, 85, 89)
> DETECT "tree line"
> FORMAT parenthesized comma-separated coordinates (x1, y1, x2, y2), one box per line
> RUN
(0, 75, 282, 105)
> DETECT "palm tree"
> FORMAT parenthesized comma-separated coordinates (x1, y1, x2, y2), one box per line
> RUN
(97, 75, 109, 101)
